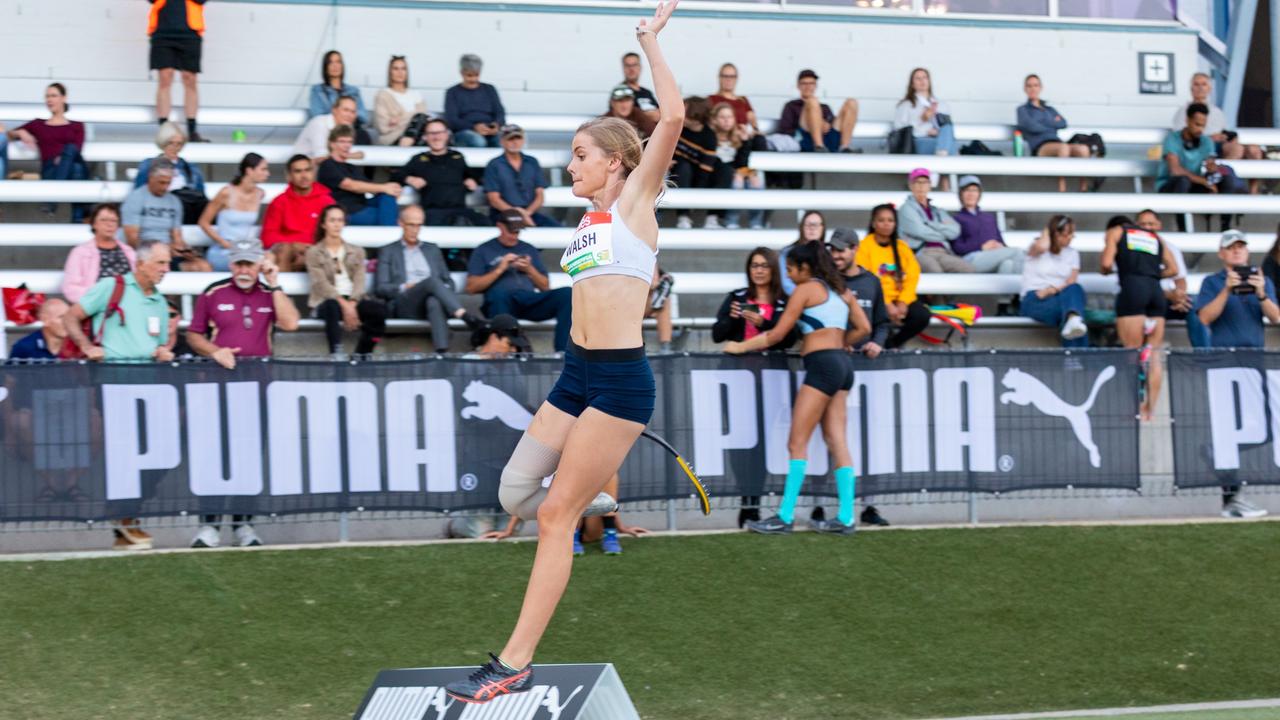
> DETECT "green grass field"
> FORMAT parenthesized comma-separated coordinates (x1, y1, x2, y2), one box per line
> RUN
(3, 523, 1278, 720)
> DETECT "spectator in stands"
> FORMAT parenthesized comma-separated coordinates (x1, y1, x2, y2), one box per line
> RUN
(309, 50, 367, 124)
(148, 0, 206, 141)
(1158, 104, 1246, 231)
(445, 54, 505, 148)
(465, 211, 572, 351)
(673, 96, 733, 230)
(603, 86, 657, 139)
(856, 204, 931, 348)
(1174, 73, 1263, 193)
(776, 69, 860, 153)
(135, 121, 209, 224)
(648, 269, 675, 352)
(1019, 215, 1088, 346)
(306, 205, 387, 357)
(294, 95, 366, 160)
(197, 153, 268, 272)
(185, 241, 298, 548)
(467, 313, 532, 358)
(375, 205, 482, 353)
(8, 299, 70, 361)
(484, 124, 557, 227)
(620, 52, 660, 121)
(1017, 74, 1092, 193)
(780, 210, 827, 294)
(711, 102, 766, 230)
(1196, 229, 1275, 519)
(62, 204, 137, 302)
(64, 240, 174, 550)
(122, 159, 210, 271)
(1101, 215, 1178, 421)
(709, 62, 758, 133)
(900, 168, 973, 273)
(827, 229, 889, 358)
(394, 118, 486, 227)
(894, 68, 956, 163)
(1137, 209, 1208, 348)
(318, 125, 401, 226)
(1263, 223, 1280, 295)
(6, 83, 88, 221)
(261, 154, 334, 272)
(952, 175, 1022, 274)
(373, 55, 429, 146)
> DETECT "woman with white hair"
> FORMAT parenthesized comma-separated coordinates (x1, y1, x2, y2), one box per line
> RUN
(443, 53, 505, 148)
(134, 121, 207, 224)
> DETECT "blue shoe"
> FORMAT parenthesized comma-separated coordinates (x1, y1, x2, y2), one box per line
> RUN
(572, 530, 584, 556)
(445, 653, 533, 704)
(601, 530, 622, 555)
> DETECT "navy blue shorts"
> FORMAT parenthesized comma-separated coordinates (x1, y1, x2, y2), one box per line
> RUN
(547, 341, 655, 425)
(803, 349, 854, 396)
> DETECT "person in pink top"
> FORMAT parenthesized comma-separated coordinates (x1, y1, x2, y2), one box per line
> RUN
(61, 204, 138, 303)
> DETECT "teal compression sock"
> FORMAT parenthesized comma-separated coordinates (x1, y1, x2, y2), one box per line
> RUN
(835, 466, 856, 526)
(777, 459, 807, 524)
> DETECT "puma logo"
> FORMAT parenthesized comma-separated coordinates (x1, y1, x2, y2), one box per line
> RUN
(460, 380, 533, 432)
(1000, 366, 1116, 468)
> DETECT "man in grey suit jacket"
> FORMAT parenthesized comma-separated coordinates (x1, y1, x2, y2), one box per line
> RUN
(375, 205, 482, 352)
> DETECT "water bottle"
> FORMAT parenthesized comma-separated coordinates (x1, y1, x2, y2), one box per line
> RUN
(1013, 130, 1025, 157)
(232, 129, 247, 143)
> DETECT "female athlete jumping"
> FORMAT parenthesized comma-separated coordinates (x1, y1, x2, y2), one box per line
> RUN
(726, 242, 870, 535)
(446, 1, 683, 703)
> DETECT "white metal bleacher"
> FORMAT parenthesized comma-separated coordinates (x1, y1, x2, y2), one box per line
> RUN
(6, 102, 1280, 147)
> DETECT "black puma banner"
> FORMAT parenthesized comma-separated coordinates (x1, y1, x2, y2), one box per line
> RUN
(0, 351, 1141, 522)
(1168, 350, 1280, 488)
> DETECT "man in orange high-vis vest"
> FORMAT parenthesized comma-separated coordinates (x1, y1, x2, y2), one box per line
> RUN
(149, 0, 207, 142)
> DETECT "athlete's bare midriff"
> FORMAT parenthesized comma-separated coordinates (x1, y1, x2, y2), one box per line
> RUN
(569, 275, 650, 349)
(798, 327, 846, 355)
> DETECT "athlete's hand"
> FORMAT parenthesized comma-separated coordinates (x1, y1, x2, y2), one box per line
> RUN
(724, 341, 745, 354)
(617, 522, 650, 537)
(480, 529, 513, 540)
(638, 0, 678, 37)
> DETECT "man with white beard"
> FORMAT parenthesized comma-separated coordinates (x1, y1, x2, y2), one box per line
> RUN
(185, 239, 300, 548)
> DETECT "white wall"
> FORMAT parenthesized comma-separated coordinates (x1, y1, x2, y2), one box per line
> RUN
(0, 0, 1199, 127)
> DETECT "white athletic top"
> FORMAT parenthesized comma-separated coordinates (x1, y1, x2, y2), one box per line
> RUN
(560, 201, 656, 285)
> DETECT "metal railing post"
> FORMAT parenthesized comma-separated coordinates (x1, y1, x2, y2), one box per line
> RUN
(666, 499, 677, 531)
(338, 511, 350, 542)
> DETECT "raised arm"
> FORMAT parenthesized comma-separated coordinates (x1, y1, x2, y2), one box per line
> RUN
(620, 1, 684, 207)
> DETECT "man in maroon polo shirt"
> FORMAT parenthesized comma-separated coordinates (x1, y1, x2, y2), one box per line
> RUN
(185, 240, 301, 549)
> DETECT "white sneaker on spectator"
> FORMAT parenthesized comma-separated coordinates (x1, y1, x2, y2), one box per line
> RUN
(1061, 315, 1087, 340)
(191, 525, 220, 548)
(704, 215, 723, 230)
(234, 525, 264, 547)
(1222, 499, 1268, 519)
(676, 215, 693, 230)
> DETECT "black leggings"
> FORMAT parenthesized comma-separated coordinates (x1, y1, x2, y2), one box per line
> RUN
(671, 157, 734, 219)
(316, 298, 387, 354)
(885, 300, 933, 349)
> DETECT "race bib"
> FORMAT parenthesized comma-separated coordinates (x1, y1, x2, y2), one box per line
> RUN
(561, 211, 615, 276)
(1125, 228, 1160, 255)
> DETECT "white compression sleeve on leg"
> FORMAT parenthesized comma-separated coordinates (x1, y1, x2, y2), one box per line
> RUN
(498, 434, 562, 521)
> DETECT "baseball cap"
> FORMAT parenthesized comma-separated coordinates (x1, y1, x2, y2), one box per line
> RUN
(797, 69, 819, 82)
(958, 174, 982, 190)
(1220, 229, 1248, 248)
(500, 123, 524, 139)
(827, 227, 859, 251)
(610, 85, 636, 101)
(227, 240, 264, 264)
(908, 167, 931, 183)
(498, 210, 526, 229)
(489, 314, 532, 352)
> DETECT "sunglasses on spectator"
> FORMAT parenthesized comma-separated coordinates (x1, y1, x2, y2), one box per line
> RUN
(1056, 216, 1073, 231)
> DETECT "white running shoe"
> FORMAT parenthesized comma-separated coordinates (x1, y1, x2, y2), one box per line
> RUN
(1061, 314, 1087, 340)
(676, 215, 693, 230)
(234, 525, 264, 547)
(191, 525, 221, 548)
(582, 492, 619, 517)
(1222, 499, 1268, 519)
(704, 215, 724, 230)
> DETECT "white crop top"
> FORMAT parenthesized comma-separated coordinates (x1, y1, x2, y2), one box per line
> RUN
(560, 201, 656, 285)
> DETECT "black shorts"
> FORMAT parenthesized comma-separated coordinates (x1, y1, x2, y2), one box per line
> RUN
(547, 341, 655, 425)
(802, 349, 854, 396)
(150, 35, 202, 73)
(1116, 276, 1167, 318)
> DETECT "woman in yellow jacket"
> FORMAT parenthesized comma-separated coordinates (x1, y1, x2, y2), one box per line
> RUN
(854, 203, 931, 348)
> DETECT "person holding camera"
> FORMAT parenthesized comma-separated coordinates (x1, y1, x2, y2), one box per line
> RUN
(1194, 229, 1275, 520)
